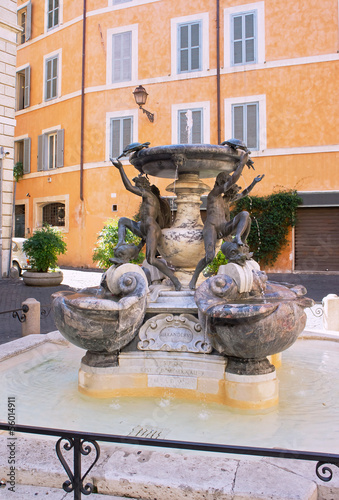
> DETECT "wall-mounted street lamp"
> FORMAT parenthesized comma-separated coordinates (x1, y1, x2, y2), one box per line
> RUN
(133, 85, 154, 123)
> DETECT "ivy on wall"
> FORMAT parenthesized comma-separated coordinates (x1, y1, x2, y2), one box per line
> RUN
(231, 190, 303, 268)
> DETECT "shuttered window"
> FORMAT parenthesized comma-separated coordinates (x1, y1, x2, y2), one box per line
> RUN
(178, 22, 201, 73)
(38, 129, 64, 171)
(47, 0, 59, 30)
(16, 66, 30, 110)
(110, 117, 133, 158)
(17, 1, 31, 43)
(178, 109, 203, 144)
(112, 31, 132, 83)
(45, 55, 58, 100)
(231, 11, 256, 66)
(15, 138, 31, 174)
(232, 102, 258, 150)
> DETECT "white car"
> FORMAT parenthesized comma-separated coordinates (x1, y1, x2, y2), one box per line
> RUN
(12, 237, 30, 275)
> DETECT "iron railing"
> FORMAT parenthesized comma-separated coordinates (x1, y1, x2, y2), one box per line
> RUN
(0, 422, 338, 499)
(0, 304, 29, 323)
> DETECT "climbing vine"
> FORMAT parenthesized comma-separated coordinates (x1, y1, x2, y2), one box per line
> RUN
(231, 190, 303, 268)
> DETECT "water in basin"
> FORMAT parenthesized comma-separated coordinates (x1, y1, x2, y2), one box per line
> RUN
(1, 338, 338, 454)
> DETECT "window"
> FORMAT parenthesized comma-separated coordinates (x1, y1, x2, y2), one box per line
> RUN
(172, 102, 210, 144)
(171, 14, 209, 77)
(178, 22, 201, 73)
(110, 117, 133, 158)
(16, 67, 30, 110)
(178, 109, 203, 144)
(43, 203, 65, 227)
(45, 55, 59, 100)
(231, 11, 256, 65)
(224, 2, 265, 69)
(232, 102, 258, 150)
(47, 0, 59, 30)
(17, 2, 32, 44)
(112, 31, 132, 83)
(113, 0, 131, 4)
(38, 129, 64, 171)
(224, 95, 266, 152)
(15, 138, 31, 174)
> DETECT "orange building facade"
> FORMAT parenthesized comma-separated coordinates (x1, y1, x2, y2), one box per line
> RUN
(14, 0, 339, 272)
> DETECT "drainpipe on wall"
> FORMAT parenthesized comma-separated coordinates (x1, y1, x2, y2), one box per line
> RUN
(216, 0, 221, 145)
(80, 0, 87, 201)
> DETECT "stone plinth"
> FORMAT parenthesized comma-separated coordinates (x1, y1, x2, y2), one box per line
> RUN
(78, 351, 228, 403)
(322, 294, 339, 331)
(224, 371, 279, 411)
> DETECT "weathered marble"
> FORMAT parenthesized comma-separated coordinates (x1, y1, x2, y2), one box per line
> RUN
(195, 272, 314, 375)
(138, 313, 211, 353)
(52, 265, 148, 367)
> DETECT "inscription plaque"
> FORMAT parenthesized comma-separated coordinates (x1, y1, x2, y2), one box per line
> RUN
(138, 313, 212, 353)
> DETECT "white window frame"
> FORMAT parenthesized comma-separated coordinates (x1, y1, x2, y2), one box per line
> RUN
(171, 13, 209, 77)
(47, 132, 58, 169)
(16, 64, 30, 110)
(105, 109, 138, 162)
(43, 49, 62, 101)
(45, 0, 63, 32)
(34, 194, 69, 233)
(106, 25, 138, 86)
(224, 95, 266, 153)
(171, 101, 210, 145)
(224, 2, 265, 69)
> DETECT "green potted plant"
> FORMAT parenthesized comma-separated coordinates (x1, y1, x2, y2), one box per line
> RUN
(22, 225, 67, 286)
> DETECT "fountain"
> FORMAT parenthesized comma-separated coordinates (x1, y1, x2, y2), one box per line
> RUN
(51, 143, 313, 411)
(1, 144, 338, 498)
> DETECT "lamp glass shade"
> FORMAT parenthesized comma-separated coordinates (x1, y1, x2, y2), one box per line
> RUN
(133, 85, 148, 106)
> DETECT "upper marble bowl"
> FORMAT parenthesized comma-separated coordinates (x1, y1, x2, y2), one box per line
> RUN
(130, 144, 242, 179)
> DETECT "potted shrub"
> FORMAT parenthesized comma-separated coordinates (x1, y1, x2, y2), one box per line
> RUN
(22, 225, 67, 286)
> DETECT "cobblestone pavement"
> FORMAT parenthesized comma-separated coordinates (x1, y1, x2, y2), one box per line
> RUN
(0, 269, 337, 345)
(0, 268, 102, 345)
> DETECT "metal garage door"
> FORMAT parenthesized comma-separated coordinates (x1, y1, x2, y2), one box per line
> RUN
(295, 207, 339, 271)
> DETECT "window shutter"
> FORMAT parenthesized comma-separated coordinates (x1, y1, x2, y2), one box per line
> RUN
(122, 118, 132, 150)
(190, 23, 200, 71)
(26, 1, 32, 41)
(233, 105, 244, 142)
(23, 138, 31, 174)
(245, 13, 255, 63)
(37, 134, 48, 171)
(179, 25, 189, 72)
(56, 129, 64, 168)
(179, 111, 188, 144)
(112, 32, 131, 83)
(111, 119, 121, 157)
(192, 110, 202, 143)
(232, 16, 243, 65)
(24, 66, 30, 108)
(246, 103, 258, 149)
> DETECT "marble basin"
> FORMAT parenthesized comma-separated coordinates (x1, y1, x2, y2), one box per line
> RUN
(196, 274, 314, 375)
(52, 268, 148, 367)
(130, 144, 242, 178)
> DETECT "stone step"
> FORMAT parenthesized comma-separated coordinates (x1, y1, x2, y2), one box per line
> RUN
(0, 484, 139, 499)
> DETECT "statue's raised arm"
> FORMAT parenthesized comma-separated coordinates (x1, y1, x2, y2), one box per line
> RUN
(110, 157, 142, 197)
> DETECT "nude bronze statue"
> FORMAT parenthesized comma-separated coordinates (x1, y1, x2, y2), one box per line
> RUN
(188, 151, 264, 289)
(111, 158, 181, 291)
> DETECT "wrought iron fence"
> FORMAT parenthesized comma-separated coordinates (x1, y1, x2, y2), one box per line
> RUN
(0, 305, 29, 323)
(0, 422, 338, 499)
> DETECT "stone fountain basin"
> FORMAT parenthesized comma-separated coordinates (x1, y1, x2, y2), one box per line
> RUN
(52, 272, 148, 354)
(130, 144, 242, 178)
(197, 277, 314, 361)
